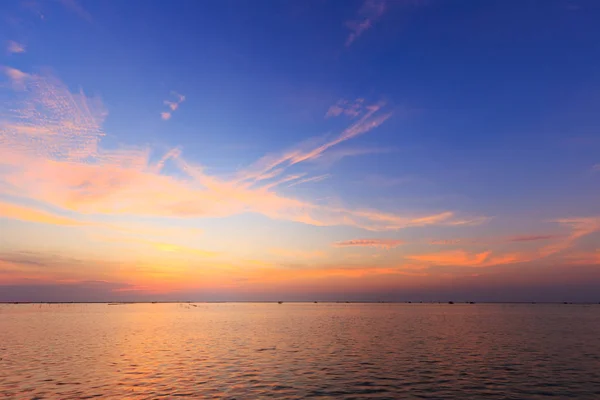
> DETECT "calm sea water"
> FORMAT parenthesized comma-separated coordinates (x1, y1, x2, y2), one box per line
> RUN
(1, 303, 600, 399)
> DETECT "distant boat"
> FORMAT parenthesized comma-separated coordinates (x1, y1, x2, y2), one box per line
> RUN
(448, 301, 454, 304)
(278, 301, 283, 304)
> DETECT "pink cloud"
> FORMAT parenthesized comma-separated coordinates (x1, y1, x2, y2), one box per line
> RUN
(325, 98, 365, 118)
(6, 41, 25, 54)
(539, 218, 600, 257)
(333, 239, 404, 249)
(345, 0, 387, 47)
(160, 91, 185, 121)
(2, 66, 29, 86)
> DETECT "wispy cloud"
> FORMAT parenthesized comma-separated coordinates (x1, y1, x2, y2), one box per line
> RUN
(0, 201, 85, 226)
(161, 91, 185, 120)
(430, 239, 463, 245)
(237, 100, 392, 184)
(593, 164, 600, 172)
(326, 98, 366, 118)
(408, 249, 491, 267)
(345, 0, 387, 47)
(309, 147, 393, 168)
(344, 0, 427, 47)
(0, 70, 482, 232)
(2, 66, 30, 89)
(333, 239, 404, 249)
(539, 217, 600, 257)
(507, 234, 560, 242)
(407, 249, 529, 268)
(287, 174, 330, 188)
(58, 0, 92, 22)
(6, 41, 25, 54)
(565, 250, 600, 265)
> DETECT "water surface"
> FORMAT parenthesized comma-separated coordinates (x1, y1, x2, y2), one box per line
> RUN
(1, 303, 600, 398)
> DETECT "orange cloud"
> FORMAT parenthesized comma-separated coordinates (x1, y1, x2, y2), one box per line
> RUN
(0, 70, 484, 233)
(408, 250, 491, 267)
(333, 239, 404, 249)
(0, 201, 85, 226)
(406, 249, 534, 268)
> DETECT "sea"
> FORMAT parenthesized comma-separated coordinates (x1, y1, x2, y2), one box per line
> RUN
(1, 302, 599, 399)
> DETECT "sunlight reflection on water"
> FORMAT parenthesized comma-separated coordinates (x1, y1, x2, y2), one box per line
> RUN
(1, 303, 600, 398)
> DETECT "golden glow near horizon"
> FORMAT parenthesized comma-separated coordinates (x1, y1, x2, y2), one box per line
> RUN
(1, 0, 599, 301)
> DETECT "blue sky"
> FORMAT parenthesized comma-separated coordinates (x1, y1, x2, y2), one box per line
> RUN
(0, 0, 599, 301)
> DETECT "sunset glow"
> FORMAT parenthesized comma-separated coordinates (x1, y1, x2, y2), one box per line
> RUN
(1, 0, 599, 302)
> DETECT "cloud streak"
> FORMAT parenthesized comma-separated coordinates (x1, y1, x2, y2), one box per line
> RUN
(0, 201, 85, 226)
(237, 100, 392, 185)
(345, 0, 387, 47)
(507, 234, 560, 242)
(539, 217, 600, 257)
(334, 239, 404, 249)
(407, 249, 530, 268)
(344, 0, 427, 47)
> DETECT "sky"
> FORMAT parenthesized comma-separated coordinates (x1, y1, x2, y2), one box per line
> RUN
(1, 0, 599, 302)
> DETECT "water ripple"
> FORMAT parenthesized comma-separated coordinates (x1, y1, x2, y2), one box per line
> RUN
(1, 303, 600, 398)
